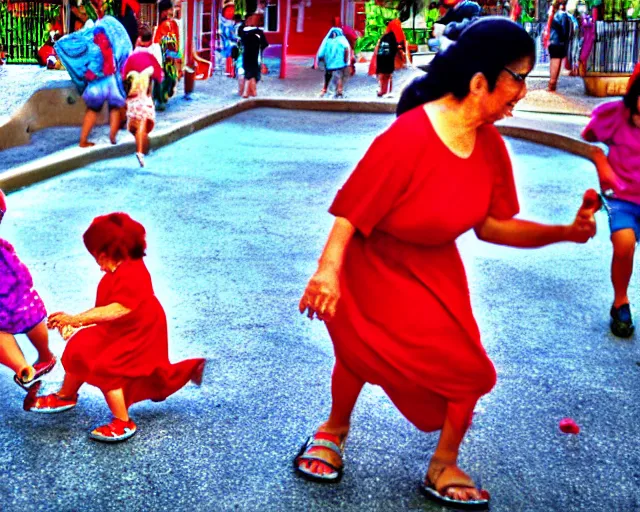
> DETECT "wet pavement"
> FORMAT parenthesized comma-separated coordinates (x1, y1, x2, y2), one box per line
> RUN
(1, 108, 639, 511)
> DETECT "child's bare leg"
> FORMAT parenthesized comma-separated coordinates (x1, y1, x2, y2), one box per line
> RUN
(79, 109, 99, 147)
(239, 77, 246, 97)
(58, 372, 84, 398)
(104, 388, 129, 420)
(249, 78, 257, 97)
(25, 321, 54, 363)
(135, 121, 147, 155)
(0, 332, 30, 374)
(109, 107, 121, 144)
(611, 228, 636, 307)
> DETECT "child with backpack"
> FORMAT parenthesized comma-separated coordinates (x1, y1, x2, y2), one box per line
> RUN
(316, 27, 351, 98)
(369, 20, 408, 97)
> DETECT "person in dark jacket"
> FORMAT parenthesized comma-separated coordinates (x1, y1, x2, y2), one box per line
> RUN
(545, 0, 574, 91)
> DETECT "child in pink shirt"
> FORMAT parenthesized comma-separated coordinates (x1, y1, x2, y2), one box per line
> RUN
(582, 71, 640, 337)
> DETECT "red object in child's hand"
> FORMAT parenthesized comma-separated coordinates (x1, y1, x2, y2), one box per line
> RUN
(581, 188, 602, 212)
(559, 418, 580, 434)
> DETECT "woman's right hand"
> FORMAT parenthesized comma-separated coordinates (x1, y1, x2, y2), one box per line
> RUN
(299, 266, 341, 322)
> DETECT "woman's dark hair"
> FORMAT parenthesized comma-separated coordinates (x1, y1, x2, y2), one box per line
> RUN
(624, 73, 640, 117)
(83, 212, 147, 261)
(397, 17, 535, 116)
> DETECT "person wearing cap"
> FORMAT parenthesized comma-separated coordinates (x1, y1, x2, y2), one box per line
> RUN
(0, 189, 57, 394)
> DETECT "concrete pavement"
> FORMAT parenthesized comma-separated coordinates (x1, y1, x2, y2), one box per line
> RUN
(1, 108, 639, 511)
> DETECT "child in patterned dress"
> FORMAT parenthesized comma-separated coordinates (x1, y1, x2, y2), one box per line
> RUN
(0, 189, 56, 390)
(122, 47, 163, 167)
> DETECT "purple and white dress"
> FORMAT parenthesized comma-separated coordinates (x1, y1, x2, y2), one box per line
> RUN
(0, 239, 47, 334)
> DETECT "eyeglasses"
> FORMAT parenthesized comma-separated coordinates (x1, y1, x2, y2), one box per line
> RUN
(503, 66, 529, 83)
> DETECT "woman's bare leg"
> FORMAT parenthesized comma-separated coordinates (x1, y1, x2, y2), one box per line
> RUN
(427, 399, 484, 502)
(548, 57, 562, 91)
(297, 360, 363, 476)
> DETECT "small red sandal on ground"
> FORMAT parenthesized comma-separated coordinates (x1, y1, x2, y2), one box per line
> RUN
(23, 381, 77, 413)
(14, 357, 57, 391)
(89, 418, 137, 443)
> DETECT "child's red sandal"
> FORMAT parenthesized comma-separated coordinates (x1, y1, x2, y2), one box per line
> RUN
(90, 418, 137, 443)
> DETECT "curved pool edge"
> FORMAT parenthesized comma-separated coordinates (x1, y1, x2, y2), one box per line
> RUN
(0, 98, 595, 194)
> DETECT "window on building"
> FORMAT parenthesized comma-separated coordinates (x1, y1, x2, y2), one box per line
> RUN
(264, 0, 278, 31)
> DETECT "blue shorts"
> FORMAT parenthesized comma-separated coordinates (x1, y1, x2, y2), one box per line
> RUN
(604, 197, 640, 240)
(82, 74, 126, 112)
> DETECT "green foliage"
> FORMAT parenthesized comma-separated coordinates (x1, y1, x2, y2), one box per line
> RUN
(0, 2, 7, 48)
(355, 1, 400, 52)
(518, 0, 536, 21)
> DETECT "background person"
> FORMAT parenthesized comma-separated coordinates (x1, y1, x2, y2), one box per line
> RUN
(544, 0, 574, 91)
(581, 71, 640, 337)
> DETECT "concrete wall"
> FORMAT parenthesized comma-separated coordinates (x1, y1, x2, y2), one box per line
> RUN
(0, 82, 107, 151)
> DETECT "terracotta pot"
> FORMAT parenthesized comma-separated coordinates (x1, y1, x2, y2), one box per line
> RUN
(582, 73, 631, 97)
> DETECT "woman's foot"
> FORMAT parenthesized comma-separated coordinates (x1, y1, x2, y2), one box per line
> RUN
(425, 459, 489, 505)
(294, 425, 348, 483)
(79, 141, 95, 148)
(90, 417, 137, 443)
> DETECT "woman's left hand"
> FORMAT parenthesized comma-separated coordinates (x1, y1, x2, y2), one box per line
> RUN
(47, 312, 82, 329)
(566, 207, 597, 243)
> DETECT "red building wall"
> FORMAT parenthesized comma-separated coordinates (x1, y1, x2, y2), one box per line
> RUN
(265, 0, 341, 55)
(290, 0, 341, 55)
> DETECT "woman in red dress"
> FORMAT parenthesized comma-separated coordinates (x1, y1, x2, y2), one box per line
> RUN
(24, 213, 205, 443)
(295, 18, 598, 509)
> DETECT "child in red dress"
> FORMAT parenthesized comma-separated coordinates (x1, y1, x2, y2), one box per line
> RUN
(24, 212, 205, 442)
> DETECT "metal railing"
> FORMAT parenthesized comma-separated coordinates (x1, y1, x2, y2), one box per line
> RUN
(0, 1, 60, 64)
(586, 21, 640, 73)
(523, 21, 550, 65)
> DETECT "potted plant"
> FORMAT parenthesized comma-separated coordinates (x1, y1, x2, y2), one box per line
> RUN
(579, 0, 638, 96)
